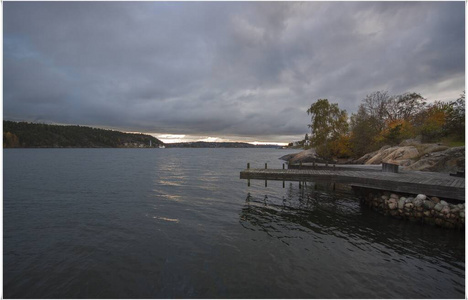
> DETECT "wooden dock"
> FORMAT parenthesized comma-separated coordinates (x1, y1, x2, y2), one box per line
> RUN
(240, 168, 465, 201)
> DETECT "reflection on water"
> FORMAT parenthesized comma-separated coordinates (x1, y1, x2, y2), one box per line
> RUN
(240, 182, 465, 298)
(3, 149, 465, 299)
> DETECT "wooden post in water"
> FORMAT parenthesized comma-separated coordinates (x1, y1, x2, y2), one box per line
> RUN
(283, 163, 285, 169)
(283, 180, 285, 188)
(333, 164, 336, 171)
(265, 163, 268, 169)
(247, 163, 250, 169)
(265, 179, 267, 187)
(248, 179, 250, 187)
(299, 182, 302, 189)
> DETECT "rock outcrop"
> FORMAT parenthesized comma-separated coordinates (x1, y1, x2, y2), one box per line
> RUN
(405, 146, 465, 172)
(283, 139, 464, 173)
(351, 140, 464, 173)
(280, 148, 326, 164)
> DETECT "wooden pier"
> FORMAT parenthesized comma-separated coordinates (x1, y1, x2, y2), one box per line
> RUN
(240, 167, 465, 201)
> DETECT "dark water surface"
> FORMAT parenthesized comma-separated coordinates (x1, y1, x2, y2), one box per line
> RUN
(3, 149, 465, 298)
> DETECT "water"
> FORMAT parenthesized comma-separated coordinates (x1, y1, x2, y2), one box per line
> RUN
(3, 148, 465, 298)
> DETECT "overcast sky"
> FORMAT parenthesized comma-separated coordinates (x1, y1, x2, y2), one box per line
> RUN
(3, 1, 465, 144)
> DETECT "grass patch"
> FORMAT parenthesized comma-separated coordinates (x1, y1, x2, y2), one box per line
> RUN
(448, 140, 465, 147)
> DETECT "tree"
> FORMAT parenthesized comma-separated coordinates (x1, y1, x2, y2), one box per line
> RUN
(386, 92, 426, 122)
(361, 91, 391, 132)
(444, 91, 465, 141)
(413, 101, 449, 142)
(349, 105, 382, 157)
(3, 132, 20, 148)
(307, 99, 349, 159)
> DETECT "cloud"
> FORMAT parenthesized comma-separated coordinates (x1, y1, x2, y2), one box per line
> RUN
(3, 2, 465, 143)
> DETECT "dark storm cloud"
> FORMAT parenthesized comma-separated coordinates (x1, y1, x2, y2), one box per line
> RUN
(3, 2, 465, 142)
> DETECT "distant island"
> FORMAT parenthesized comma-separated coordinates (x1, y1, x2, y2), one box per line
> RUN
(3, 121, 281, 149)
(165, 141, 280, 148)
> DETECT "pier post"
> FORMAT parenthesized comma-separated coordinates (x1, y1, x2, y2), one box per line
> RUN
(265, 179, 267, 187)
(283, 181, 285, 188)
(283, 163, 285, 169)
(265, 163, 268, 169)
(247, 163, 250, 169)
(248, 179, 250, 187)
(333, 164, 336, 171)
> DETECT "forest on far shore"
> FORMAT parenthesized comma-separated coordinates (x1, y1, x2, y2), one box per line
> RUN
(3, 121, 163, 148)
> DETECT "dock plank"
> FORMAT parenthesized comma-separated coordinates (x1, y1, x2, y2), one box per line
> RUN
(240, 168, 465, 201)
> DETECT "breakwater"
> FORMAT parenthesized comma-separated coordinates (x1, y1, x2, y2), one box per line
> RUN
(354, 186, 465, 229)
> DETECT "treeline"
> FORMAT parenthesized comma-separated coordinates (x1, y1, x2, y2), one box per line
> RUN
(306, 91, 465, 159)
(3, 121, 163, 148)
(166, 141, 279, 148)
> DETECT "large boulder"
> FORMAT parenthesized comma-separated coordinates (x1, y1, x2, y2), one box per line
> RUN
(404, 146, 465, 173)
(279, 153, 300, 161)
(285, 148, 326, 164)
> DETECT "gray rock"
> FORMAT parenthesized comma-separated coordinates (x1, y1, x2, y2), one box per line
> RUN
(423, 200, 435, 209)
(388, 198, 398, 210)
(415, 194, 426, 201)
(279, 153, 300, 161)
(460, 211, 465, 218)
(398, 198, 406, 209)
(413, 198, 423, 207)
(431, 197, 440, 204)
(405, 197, 414, 203)
(287, 149, 326, 164)
(457, 204, 464, 209)
(434, 203, 444, 212)
(440, 200, 448, 206)
(404, 146, 465, 173)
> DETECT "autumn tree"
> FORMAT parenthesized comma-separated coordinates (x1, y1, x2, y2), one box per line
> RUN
(307, 99, 349, 159)
(349, 91, 391, 157)
(3, 132, 20, 148)
(413, 101, 449, 142)
(444, 91, 465, 141)
(349, 106, 382, 157)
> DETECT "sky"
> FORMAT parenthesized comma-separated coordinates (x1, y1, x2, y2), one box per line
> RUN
(3, 1, 465, 144)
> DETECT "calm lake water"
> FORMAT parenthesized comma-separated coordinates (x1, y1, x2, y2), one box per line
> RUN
(3, 148, 465, 298)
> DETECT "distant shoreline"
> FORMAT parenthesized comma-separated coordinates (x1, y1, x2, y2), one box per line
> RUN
(3, 120, 283, 149)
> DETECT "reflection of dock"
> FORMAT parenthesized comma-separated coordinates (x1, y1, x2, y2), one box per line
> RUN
(240, 168, 465, 201)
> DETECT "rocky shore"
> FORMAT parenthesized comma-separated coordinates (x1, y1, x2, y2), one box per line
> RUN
(356, 188, 465, 229)
(353, 141, 464, 173)
(281, 140, 465, 173)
